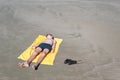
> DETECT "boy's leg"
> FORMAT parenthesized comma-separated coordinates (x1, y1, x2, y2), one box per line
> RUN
(27, 47, 42, 64)
(18, 47, 42, 68)
(32, 49, 49, 70)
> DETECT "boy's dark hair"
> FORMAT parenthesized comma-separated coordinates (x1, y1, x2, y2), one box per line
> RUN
(46, 34, 54, 39)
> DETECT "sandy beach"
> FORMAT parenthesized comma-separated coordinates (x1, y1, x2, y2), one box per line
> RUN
(0, 0, 120, 80)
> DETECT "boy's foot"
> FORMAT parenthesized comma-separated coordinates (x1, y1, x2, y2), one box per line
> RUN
(18, 62, 29, 68)
(32, 64, 40, 70)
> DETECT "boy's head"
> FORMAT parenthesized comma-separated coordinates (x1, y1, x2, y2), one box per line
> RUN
(46, 34, 54, 39)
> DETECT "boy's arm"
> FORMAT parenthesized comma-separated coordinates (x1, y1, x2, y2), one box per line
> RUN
(51, 40, 57, 53)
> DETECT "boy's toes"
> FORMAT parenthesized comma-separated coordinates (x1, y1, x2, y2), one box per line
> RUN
(18, 62, 23, 68)
(18, 62, 29, 68)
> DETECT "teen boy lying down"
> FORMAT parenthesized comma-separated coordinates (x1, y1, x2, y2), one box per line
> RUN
(18, 34, 56, 70)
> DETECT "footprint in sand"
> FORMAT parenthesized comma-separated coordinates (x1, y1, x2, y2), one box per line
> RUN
(68, 33, 82, 38)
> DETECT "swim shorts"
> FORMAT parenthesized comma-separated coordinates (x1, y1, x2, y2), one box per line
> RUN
(38, 43, 52, 51)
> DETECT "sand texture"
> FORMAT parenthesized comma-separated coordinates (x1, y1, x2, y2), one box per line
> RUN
(0, 0, 120, 80)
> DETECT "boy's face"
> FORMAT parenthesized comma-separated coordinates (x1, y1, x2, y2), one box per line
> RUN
(47, 35, 53, 39)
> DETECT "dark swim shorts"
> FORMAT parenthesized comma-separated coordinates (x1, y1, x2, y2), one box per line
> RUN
(38, 43, 52, 51)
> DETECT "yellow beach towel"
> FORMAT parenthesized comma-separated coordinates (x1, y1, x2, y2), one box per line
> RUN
(18, 35, 63, 65)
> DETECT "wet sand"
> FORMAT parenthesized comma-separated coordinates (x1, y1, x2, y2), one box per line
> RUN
(0, 0, 120, 80)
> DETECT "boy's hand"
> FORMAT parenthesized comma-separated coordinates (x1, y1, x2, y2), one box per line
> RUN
(32, 46, 36, 49)
(50, 50, 54, 53)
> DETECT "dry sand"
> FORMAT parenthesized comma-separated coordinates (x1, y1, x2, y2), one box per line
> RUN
(0, 0, 120, 80)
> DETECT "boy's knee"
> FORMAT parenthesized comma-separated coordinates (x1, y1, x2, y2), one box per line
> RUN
(35, 49, 38, 53)
(43, 49, 49, 54)
(35, 48, 41, 53)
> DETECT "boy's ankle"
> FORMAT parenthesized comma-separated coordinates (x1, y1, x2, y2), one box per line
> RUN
(32, 63, 40, 70)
